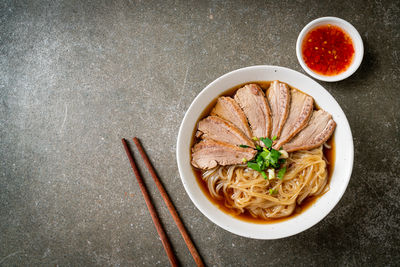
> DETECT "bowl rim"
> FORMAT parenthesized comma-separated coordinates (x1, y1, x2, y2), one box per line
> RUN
(296, 16, 364, 82)
(176, 65, 354, 239)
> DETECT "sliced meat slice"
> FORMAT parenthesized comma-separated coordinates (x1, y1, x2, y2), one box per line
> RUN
(191, 139, 257, 170)
(234, 84, 272, 142)
(274, 89, 313, 149)
(267, 80, 290, 139)
(197, 116, 254, 148)
(283, 110, 336, 152)
(210, 96, 252, 139)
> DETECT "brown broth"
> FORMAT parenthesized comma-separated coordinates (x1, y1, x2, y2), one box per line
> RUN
(190, 81, 336, 224)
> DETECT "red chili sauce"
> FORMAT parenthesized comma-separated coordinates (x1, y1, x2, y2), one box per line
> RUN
(302, 24, 355, 76)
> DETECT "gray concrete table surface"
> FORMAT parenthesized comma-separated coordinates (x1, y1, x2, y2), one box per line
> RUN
(1, 0, 399, 266)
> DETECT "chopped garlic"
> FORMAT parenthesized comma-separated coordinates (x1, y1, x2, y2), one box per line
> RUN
(267, 169, 275, 180)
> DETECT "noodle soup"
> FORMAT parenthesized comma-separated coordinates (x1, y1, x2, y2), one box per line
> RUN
(190, 81, 335, 223)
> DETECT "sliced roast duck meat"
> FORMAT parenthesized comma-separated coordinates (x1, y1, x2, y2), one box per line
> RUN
(273, 89, 313, 149)
(191, 82, 336, 170)
(234, 84, 272, 142)
(266, 81, 290, 139)
(191, 139, 257, 169)
(211, 96, 253, 139)
(283, 110, 336, 152)
(196, 116, 254, 148)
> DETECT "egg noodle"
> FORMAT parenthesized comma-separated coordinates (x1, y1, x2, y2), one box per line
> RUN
(201, 146, 329, 219)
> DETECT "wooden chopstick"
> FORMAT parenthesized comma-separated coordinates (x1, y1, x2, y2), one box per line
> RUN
(133, 137, 205, 267)
(121, 139, 179, 267)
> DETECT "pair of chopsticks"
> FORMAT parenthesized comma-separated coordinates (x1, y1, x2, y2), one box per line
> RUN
(122, 138, 204, 267)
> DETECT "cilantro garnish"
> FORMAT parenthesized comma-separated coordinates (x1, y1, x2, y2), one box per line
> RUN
(260, 171, 268, 180)
(260, 137, 273, 148)
(247, 162, 262, 172)
(240, 136, 287, 180)
(269, 189, 278, 195)
(277, 167, 287, 180)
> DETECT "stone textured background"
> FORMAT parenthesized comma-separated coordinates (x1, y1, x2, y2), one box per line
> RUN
(1, 0, 399, 266)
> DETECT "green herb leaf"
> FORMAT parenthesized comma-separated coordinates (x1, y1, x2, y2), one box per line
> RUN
(263, 149, 280, 168)
(239, 144, 250, 148)
(260, 137, 273, 148)
(252, 136, 259, 141)
(246, 138, 287, 178)
(277, 167, 287, 180)
(272, 136, 277, 141)
(258, 151, 270, 168)
(261, 171, 268, 180)
(258, 150, 269, 159)
(247, 162, 262, 172)
(269, 189, 278, 195)
(256, 155, 264, 169)
(270, 149, 281, 159)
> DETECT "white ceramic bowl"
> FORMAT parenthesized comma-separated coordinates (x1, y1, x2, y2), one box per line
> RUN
(176, 65, 354, 239)
(296, 17, 364, 82)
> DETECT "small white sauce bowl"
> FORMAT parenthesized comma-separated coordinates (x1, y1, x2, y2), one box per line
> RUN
(296, 17, 364, 82)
